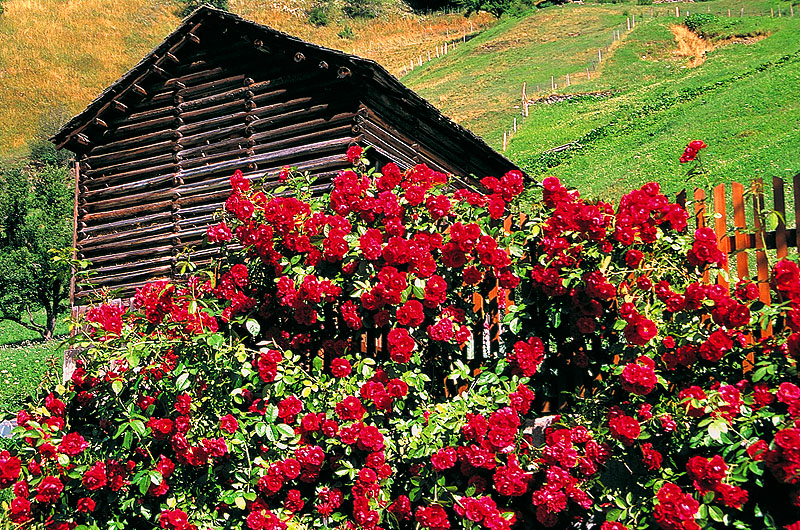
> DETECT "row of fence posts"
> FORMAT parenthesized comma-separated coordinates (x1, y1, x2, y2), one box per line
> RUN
(398, 21, 475, 77)
(501, 14, 638, 151)
(499, 3, 794, 151)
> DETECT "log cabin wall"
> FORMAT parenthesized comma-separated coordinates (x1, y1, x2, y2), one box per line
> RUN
(70, 19, 362, 302)
(54, 7, 523, 307)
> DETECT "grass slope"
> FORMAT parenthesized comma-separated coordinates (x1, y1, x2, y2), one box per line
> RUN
(0, 0, 492, 157)
(404, 0, 800, 199)
(0, 313, 68, 416)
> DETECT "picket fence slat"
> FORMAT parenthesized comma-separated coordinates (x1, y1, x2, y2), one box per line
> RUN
(773, 176, 788, 259)
(732, 182, 750, 280)
(713, 183, 730, 289)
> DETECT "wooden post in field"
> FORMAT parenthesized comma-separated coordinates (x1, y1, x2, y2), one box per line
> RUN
(728, 9, 731, 17)
(566, 73, 570, 86)
(627, 17, 631, 30)
(551, 76, 555, 90)
(513, 118, 517, 133)
(521, 82, 527, 106)
(427, 51, 431, 61)
(503, 132, 507, 151)
(778, 6, 782, 16)
(436, 47, 440, 57)
(598, 49, 602, 62)
(676, 5, 679, 17)
(740, 7, 744, 17)
(586, 67, 591, 79)
(444, 42, 448, 54)
(632, 14, 635, 26)
(771, 7, 774, 17)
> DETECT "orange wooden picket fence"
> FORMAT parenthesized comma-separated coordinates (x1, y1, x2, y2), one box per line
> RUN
(678, 175, 800, 319)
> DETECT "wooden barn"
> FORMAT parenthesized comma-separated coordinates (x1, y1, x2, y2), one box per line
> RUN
(52, 6, 523, 306)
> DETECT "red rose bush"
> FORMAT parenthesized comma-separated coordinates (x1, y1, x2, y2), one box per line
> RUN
(4, 150, 800, 530)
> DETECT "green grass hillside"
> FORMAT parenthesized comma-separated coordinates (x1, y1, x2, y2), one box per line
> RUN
(404, 0, 800, 198)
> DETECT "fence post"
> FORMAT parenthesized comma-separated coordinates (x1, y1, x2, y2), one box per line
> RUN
(793, 174, 800, 254)
(695, 189, 710, 283)
(676, 5, 680, 17)
(752, 179, 771, 316)
(732, 182, 750, 280)
(713, 184, 730, 289)
(772, 177, 789, 259)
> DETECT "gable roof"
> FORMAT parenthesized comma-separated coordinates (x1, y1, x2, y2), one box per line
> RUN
(51, 5, 521, 178)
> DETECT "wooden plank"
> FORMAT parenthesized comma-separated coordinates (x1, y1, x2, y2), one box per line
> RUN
(752, 180, 771, 307)
(694, 188, 709, 283)
(80, 245, 173, 265)
(713, 184, 730, 289)
(675, 189, 687, 210)
(80, 221, 174, 248)
(80, 200, 172, 223)
(693, 188, 706, 228)
(79, 211, 172, 236)
(69, 161, 80, 308)
(87, 140, 175, 168)
(87, 129, 179, 156)
(732, 182, 749, 280)
(794, 174, 800, 256)
(85, 152, 176, 179)
(774, 176, 788, 259)
(178, 136, 354, 179)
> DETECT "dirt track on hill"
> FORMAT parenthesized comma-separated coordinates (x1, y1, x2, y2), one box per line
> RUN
(671, 24, 714, 67)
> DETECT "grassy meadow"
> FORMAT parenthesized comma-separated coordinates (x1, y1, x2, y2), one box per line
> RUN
(0, 314, 67, 417)
(403, 0, 800, 198)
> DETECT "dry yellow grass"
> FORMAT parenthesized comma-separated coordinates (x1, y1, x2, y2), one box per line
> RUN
(0, 0, 493, 157)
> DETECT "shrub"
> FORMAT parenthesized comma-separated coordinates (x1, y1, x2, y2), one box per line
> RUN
(3, 146, 800, 529)
(342, 0, 384, 19)
(684, 13, 718, 34)
(307, 6, 330, 27)
(338, 23, 355, 39)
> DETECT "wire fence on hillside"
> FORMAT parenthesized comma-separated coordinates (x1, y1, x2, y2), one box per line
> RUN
(496, 3, 796, 151)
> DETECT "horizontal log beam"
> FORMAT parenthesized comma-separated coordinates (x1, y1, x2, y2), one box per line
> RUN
(85, 152, 177, 179)
(80, 199, 172, 223)
(178, 136, 354, 179)
(79, 245, 173, 265)
(79, 211, 172, 236)
(86, 140, 175, 168)
(84, 163, 177, 186)
(83, 173, 175, 201)
(79, 221, 174, 249)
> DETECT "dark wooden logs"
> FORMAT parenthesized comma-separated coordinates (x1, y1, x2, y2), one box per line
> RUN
(79, 211, 172, 236)
(88, 130, 180, 156)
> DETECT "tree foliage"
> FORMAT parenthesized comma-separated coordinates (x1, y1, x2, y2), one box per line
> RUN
(0, 162, 73, 339)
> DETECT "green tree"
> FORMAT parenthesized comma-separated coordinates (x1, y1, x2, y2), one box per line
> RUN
(0, 163, 73, 339)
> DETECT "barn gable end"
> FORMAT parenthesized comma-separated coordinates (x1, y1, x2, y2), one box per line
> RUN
(53, 6, 523, 304)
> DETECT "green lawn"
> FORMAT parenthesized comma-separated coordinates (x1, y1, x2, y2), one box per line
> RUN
(403, 0, 800, 200)
(0, 312, 68, 417)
